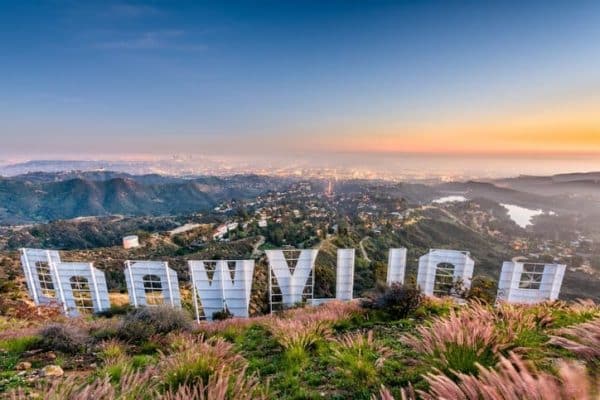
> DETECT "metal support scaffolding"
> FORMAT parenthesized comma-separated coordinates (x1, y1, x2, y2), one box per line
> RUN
(124, 260, 181, 308)
(266, 249, 317, 312)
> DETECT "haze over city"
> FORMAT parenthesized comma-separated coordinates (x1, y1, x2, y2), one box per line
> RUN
(1, 0, 599, 177)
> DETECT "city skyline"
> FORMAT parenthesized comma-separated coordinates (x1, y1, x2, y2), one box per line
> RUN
(1, 1, 599, 161)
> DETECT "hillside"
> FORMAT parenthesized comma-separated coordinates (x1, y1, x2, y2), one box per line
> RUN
(0, 294, 598, 399)
(0, 174, 291, 225)
(1, 190, 599, 398)
(494, 172, 600, 197)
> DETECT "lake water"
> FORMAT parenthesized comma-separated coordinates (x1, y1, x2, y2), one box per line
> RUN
(501, 204, 543, 228)
(432, 195, 468, 204)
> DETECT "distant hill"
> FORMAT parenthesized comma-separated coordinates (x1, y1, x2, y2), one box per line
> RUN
(434, 181, 554, 207)
(493, 172, 600, 197)
(0, 173, 291, 225)
(434, 179, 600, 215)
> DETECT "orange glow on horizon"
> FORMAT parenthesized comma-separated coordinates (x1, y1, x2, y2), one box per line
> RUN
(314, 101, 600, 156)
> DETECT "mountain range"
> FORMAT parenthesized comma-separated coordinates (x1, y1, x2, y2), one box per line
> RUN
(2, 170, 600, 226)
(0, 172, 291, 225)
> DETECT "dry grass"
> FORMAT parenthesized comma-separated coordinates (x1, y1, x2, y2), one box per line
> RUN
(266, 318, 332, 351)
(10, 369, 158, 400)
(496, 302, 544, 334)
(565, 299, 600, 321)
(263, 301, 360, 351)
(278, 300, 361, 324)
(107, 293, 130, 307)
(158, 333, 263, 399)
(10, 332, 259, 400)
(196, 316, 265, 337)
(163, 366, 267, 400)
(98, 338, 127, 364)
(331, 330, 394, 388)
(376, 352, 598, 400)
(402, 303, 507, 370)
(159, 333, 246, 381)
(333, 330, 393, 369)
(196, 301, 360, 339)
(549, 317, 600, 361)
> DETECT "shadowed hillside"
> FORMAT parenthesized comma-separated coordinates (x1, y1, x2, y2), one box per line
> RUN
(0, 174, 292, 225)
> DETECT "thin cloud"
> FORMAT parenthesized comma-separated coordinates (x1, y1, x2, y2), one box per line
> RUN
(95, 30, 206, 51)
(107, 3, 162, 18)
(34, 93, 83, 104)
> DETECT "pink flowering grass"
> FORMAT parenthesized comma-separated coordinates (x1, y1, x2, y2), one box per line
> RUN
(376, 352, 597, 400)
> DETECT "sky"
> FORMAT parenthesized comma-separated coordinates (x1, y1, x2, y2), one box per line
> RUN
(1, 0, 600, 163)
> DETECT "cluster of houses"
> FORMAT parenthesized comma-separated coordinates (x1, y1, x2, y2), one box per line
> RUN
(20, 247, 566, 321)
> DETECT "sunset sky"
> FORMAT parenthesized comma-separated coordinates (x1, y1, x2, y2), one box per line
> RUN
(1, 1, 599, 160)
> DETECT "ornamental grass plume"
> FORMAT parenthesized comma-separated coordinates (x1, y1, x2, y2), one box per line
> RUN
(10, 368, 159, 400)
(158, 334, 247, 391)
(401, 302, 506, 374)
(331, 330, 394, 388)
(495, 302, 540, 332)
(567, 299, 600, 318)
(333, 330, 393, 369)
(494, 302, 543, 347)
(98, 338, 127, 364)
(11, 334, 255, 399)
(280, 300, 361, 325)
(375, 352, 597, 400)
(266, 318, 332, 351)
(263, 301, 359, 351)
(549, 317, 600, 361)
(163, 366, 267, 400)
(196, 316, 262, 337)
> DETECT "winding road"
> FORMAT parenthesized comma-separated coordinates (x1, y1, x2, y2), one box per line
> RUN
(359, 236, 371, 262)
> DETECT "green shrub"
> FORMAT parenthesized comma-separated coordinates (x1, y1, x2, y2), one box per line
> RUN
(99, 339, 126, 363)
(403, 303, 505, 377)
(39, 324, 89, 354)
(467, 276, 497, 304)
(159, 335, 246, 392)
(437, 342, 497, 376)
(0, 335, 40, 354)
(90, 325, 119, 341)
(362, 283, 423, 319)
(131, 354, 155, 370)
(0, 353, 20, 371)
(95, 304, 133, 318)
(118, 306, 192, 342)
(101, 359, 131, 383)
(212, 307, 234, 321)
(330, 331, 392, 390)
(414, 297, 456, 318)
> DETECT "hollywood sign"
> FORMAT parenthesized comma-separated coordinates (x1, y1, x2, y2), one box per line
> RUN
(20, 247, 566, 319)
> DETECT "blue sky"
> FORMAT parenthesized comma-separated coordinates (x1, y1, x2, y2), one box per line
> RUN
(1, 1, 599, 159)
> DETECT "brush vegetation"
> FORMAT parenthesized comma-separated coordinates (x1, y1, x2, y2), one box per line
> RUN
(1, 296, 599, 399)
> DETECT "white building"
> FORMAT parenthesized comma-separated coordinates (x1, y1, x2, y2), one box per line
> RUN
(266, 249, 318, 310)
(123, 235, 140, 249)
(189, 260, 255, 321)
(124, 261, 181, 308)
(212, 224, 228, 239)
(417, 249, 475, 297)
(387, 248, 407, 286)
(497, 261, 566, 304)
(212, 222, 239, 240)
